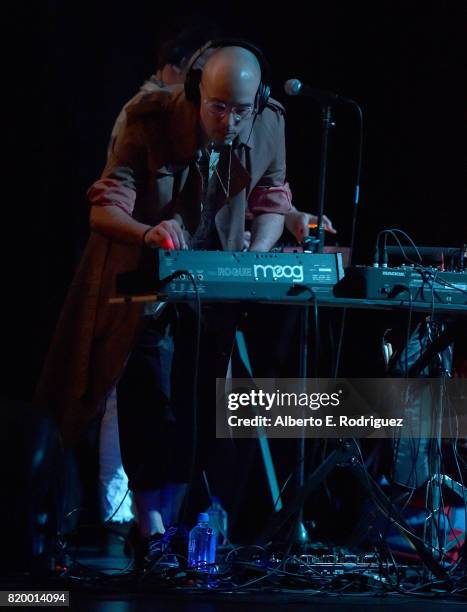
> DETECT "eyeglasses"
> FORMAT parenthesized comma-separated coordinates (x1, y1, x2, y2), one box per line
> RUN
(203, 99, 255, 121)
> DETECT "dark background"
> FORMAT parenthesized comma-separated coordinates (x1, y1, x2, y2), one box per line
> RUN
(5, 0, 466, 408)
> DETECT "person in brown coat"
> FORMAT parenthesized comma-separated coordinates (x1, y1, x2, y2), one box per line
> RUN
(35, 40, 332, 566)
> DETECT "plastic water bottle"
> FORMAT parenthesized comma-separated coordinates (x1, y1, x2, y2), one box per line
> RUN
(188, 512, 217, 572)
(205, 496, 229, 546)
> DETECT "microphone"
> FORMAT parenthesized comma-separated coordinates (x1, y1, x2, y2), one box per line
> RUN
(284, 79, 355, 104)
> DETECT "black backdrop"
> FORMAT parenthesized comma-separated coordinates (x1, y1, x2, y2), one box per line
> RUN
(4, 0, 465, 399)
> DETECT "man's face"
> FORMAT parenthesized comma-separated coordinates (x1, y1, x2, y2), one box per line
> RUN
(199, 75, 259, 146)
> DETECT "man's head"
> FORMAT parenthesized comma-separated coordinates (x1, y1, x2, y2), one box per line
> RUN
(198, 46, 262, 146)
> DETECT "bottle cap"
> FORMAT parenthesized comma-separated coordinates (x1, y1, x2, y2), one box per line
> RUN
(198, 512, 209, 523)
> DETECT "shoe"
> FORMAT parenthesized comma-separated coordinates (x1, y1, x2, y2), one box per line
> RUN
(144, 525, 188, 570)
(144, 533, 171, 569)
(145, 533, 184, 571)
(162, 524, 189, 558)
(124, 524, 181, 570)
(124, 524, 167, 569)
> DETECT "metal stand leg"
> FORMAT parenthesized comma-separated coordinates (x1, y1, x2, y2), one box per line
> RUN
(257, 438, 450, 581)
(235, 330, 283, 512)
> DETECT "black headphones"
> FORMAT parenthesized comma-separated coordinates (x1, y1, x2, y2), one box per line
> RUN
(184, 38, 271, 114)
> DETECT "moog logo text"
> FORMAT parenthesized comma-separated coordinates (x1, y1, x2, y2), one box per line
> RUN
(254, 264, 304, 283)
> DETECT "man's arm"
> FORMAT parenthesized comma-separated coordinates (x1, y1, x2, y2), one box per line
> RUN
(88, 108, 187, 249)
(90, 206, 187, 249)
(249, 213, 284, 252)
(247, 105, 291, 251)
(90, 206, 146, 245)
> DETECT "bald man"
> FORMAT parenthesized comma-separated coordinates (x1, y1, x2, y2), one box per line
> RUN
(35, 41, 307, 568)
(89, 46, 289, 252)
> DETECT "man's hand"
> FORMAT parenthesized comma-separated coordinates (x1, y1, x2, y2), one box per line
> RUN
(144, 219, 188, 250)
(285, 210, 336, 243)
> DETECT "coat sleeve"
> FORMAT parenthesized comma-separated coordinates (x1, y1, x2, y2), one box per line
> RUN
(248, 107, 293, 216)
(87, 106, 150, 217)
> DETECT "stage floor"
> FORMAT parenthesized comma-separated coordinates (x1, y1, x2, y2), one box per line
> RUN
(1, 528, 465, 611)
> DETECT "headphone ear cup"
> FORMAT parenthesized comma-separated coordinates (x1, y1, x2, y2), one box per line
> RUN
(184, 68, 203, 104)
(256, 82, 271, 113)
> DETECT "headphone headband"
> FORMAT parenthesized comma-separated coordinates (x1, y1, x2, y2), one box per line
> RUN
(184, 38, 271, 113)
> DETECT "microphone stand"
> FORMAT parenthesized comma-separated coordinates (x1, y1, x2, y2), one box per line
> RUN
(292, 103, 334, 548)
(316, 104, 333, 253)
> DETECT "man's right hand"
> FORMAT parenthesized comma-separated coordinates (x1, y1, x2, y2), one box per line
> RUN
(285, 210, 336, 243)
(143, 219, 188, 250)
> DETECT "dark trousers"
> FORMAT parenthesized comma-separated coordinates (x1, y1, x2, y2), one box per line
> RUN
(117, 313, 175, 491)
(117, 304, 238, 492)
(169, 304, 238, 486)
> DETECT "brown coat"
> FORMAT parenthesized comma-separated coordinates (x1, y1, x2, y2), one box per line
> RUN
(34, 85, 290, 445)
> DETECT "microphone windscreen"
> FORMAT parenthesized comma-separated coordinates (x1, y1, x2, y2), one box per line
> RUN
(284, 79, 302, 96)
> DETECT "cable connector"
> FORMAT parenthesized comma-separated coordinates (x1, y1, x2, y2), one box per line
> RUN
(372, 245, 380, 268)
(381, 244, 388, 268)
